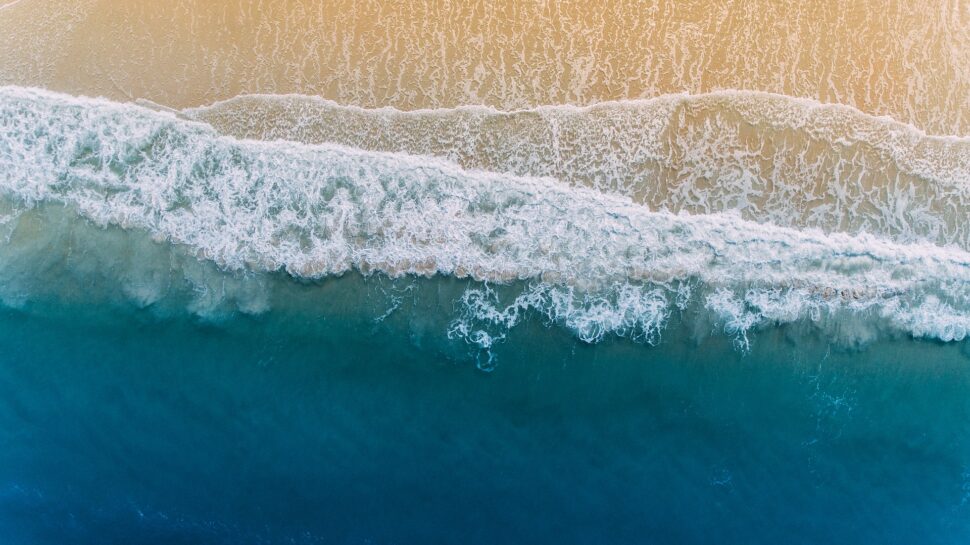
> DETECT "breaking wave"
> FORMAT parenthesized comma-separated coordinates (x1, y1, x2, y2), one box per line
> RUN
(188, 91, 970, 249)
(1, 86, 969, 354)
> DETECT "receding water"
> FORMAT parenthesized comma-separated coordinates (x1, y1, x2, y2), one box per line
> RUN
(1, 274, 968, 544)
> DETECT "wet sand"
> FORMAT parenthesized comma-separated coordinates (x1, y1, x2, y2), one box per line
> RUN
(1, 0, 967, 135)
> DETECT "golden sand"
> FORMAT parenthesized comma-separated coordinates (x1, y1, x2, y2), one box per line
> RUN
(1, 0, 968, 134)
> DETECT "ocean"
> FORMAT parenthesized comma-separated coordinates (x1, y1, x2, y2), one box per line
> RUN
(0, 1, 969, 543)
(0, 280, 967, 544)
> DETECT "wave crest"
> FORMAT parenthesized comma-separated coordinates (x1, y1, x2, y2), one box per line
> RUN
(188, 91, 970, 249)
(1, 87, 969, 349)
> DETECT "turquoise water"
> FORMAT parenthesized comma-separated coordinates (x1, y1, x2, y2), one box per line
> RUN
(0, 87, 969, 543)
(1, 273, 969, 544)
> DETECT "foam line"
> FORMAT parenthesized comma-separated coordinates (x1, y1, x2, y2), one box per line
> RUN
(1, 86, 969, 346)
(187, 90, 970, 249)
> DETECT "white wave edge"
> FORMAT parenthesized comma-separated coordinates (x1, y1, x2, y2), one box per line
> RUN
(185, 88, 970, 143)
(1, 86, 969, 347)
(184, 86, 970, 250)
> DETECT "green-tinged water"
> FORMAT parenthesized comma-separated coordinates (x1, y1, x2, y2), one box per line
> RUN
(1, 86, 969, 544)
(1, 272, 968, 544)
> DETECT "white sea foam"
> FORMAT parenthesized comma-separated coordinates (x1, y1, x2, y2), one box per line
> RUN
(187, 91, 970, 249)
(1, 86, 969, 348)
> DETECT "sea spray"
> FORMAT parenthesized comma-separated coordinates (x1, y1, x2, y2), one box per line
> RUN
(1, 87, 969, 352)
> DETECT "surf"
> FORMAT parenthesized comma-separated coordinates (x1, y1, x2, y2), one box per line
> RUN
(0, 86, 969, 352)
(187, 90, 970, 249)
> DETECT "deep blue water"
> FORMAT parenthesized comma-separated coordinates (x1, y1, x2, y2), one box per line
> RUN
(1, 275, 968, 544)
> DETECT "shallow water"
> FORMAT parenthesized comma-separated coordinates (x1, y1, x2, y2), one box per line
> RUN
(4, 89, 970, 348)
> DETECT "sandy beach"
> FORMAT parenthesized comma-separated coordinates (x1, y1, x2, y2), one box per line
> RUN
(1, 0, 967, 135)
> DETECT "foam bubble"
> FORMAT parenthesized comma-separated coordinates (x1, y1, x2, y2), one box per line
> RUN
(187, 91, 970, 249)
(1, 87, 970, 349)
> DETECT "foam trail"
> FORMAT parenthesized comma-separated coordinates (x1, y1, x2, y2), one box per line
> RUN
(1, 86, 969, 348)
(188, 92, 970, 249)
(0, 0, 29, 11)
